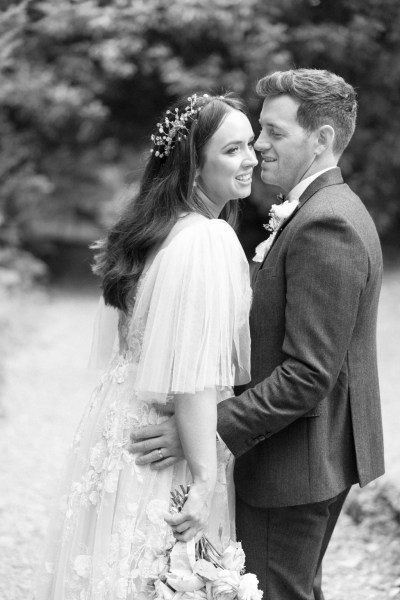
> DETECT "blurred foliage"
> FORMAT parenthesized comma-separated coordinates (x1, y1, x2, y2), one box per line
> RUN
(0, 0, 399, 264)
(283, 0, 400, 239)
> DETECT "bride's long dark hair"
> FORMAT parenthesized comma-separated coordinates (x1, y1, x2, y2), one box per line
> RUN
(93, 93, 247, 312)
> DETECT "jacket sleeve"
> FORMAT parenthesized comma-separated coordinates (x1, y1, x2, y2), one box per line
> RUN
(217, 210, 369, 457)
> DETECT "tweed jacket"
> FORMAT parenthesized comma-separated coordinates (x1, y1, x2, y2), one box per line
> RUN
(217, 168, 385, 508)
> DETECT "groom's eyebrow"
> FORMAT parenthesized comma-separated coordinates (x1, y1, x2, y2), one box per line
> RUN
(259, 119, 284, 130)
(259, 114, 285, 125)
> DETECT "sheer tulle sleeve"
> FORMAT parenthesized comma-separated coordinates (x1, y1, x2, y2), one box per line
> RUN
(130, 219, 251, 402)
(87, 295, 119, 371)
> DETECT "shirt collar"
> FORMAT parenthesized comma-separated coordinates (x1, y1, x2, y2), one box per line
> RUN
(286, 166, 336, 203)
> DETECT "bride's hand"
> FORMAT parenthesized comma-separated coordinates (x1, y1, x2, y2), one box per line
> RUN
(164, 482, 213, 542)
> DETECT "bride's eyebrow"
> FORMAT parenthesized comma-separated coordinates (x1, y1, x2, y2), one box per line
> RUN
(221, 138, 249, 149)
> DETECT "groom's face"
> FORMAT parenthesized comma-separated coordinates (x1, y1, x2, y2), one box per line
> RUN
(255, 95, 317, 194)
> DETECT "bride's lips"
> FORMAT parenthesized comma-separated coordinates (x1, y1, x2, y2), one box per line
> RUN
(235, 171, 253, 183)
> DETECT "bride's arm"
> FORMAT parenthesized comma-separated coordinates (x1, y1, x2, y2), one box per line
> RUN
(164, 388, 217, 542)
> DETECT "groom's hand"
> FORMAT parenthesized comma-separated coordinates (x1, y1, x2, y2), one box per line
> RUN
(129, 406, 183, 470)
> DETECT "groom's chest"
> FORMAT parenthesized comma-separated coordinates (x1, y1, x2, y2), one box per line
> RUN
(250, 239, 287, 335)
(253, 217, 289, 287)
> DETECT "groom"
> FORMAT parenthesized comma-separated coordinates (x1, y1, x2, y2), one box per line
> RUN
(130, 69, 384, 599)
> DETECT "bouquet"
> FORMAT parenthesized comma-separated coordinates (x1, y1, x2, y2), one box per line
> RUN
(153, 486, 263, 600)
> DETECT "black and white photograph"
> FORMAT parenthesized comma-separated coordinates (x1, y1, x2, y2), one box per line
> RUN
(0, 1, 399, 599)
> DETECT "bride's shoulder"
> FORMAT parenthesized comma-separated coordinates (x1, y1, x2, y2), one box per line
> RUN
(142, 214, 246, 278)
(167, 213, 240, 248)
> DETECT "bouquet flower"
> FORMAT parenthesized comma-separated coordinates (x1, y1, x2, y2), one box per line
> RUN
(153, 486, 263, 600)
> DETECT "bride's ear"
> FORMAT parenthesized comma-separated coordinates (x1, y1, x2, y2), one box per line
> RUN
(314, 125, 335, 156)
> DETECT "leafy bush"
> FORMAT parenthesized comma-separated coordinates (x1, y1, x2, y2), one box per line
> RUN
(0, 0, 399, 262)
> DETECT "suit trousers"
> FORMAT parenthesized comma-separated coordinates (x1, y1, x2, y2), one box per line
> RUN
(236, 487, 351, 600)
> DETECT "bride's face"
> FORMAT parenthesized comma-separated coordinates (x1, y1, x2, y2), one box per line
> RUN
(197, 109, 258, 210)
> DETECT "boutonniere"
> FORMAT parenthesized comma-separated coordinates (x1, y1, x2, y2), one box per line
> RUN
(252, 196, 300, 263)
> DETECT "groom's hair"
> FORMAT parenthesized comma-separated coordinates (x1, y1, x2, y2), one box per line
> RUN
(256, 69, 357, 156)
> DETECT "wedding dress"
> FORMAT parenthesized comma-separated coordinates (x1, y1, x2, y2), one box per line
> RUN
(34, 213, 252, 600)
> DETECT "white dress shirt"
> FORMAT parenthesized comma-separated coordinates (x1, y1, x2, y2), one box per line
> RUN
(286, 166, 336, 203)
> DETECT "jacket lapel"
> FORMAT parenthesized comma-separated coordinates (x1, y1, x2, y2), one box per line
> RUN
(260, 167, 344, 267)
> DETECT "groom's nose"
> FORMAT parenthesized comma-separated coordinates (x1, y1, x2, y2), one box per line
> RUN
(254, 133, 271, 152)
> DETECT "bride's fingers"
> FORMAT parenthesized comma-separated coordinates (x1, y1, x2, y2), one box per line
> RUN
(173, 521, 191, 534)
(174, 527, 198, 542)
(165, 514, 195, 532)
(166, 509, 204, 541)
(164, 513, 185, 527)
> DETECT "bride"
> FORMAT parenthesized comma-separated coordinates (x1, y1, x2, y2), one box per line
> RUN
(34, 92, 258, 599)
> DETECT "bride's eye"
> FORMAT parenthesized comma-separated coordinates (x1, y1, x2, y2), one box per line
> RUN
(227, 146, 239, 154)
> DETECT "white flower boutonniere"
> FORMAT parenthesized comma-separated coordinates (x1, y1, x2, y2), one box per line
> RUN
(252, 198, 300, 263)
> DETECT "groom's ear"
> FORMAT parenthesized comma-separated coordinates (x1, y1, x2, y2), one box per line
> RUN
(314, 125, 335, 156)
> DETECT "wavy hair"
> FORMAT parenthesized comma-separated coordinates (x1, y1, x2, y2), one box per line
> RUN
(93, 93, 247, 311)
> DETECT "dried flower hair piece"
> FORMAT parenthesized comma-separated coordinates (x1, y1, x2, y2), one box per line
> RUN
(150, 93, 209, 158)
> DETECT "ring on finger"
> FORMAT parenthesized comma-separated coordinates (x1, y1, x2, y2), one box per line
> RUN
(157, 448, 164, 460)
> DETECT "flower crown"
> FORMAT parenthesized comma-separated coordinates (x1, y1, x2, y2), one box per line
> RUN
(150, 93, 209, 158)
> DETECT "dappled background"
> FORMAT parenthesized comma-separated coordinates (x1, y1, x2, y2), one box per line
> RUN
(0, 1, 400, 599)
(1, 0, 400, 273)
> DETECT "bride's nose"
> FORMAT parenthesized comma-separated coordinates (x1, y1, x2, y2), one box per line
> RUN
(243, 149, 259, 168)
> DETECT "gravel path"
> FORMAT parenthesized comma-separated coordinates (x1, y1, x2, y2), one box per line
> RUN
(0, 284, 399, 600)
(0, 289, 97, 600)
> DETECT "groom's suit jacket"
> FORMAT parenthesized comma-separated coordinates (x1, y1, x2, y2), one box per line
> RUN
(218, 167, 384, 508)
